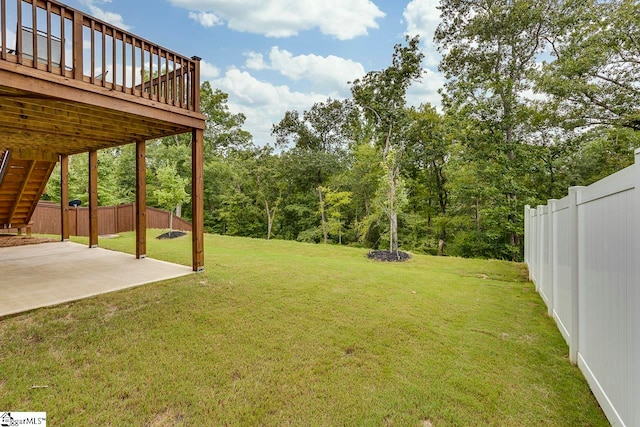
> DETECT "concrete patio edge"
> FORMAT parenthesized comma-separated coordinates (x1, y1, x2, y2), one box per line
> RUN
(0, 241, 193, 317)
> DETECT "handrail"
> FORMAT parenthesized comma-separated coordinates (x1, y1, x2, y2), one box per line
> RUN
(0, 149, 11, 185)
(0, 0, 200, 113)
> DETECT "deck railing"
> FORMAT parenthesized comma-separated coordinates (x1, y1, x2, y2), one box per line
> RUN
(0, 0, 200, 112)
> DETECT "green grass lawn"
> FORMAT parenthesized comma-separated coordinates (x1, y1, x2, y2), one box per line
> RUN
(0, 232, 607, 426)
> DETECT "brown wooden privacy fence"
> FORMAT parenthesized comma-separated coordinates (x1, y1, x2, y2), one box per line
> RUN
(31, 201, 191, 236)
(0, 0, 200, 111)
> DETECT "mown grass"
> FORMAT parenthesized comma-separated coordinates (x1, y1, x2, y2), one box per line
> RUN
(0, 232, 607, 426)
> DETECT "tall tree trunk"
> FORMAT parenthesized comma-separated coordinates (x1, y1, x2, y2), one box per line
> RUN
(433, 161, 448, 256)
(510, 230, 520, 262)
(318, 185, 328, 244)
(389, 171, 399, 253)
(505, 115, 519, 258)
(169, 209, 174, 235)
(384, 120, 399, 253)
(265, 199, 273, 240)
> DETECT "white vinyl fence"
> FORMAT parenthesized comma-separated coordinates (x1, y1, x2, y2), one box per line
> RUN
(525, 148, 640, 426)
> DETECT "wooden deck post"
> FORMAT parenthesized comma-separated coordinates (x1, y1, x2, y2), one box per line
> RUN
(60, 154, 70, 241)
(192, 128, 204, 271)
(88, 150, 98, 247)
(136, 140, 146, 259)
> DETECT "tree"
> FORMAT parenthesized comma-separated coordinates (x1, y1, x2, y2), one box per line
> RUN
(272, 99, 356, 153)
(152, 83, 254, 224)
(404, 104, 449, 255)
(272, 99, 355, 242)
(324, 187, 353, 244)
(252, 147, 285, 240)
(565, 127, 640, 186)
(112, 144, 138, 204)
(200, 81, 253, 155)
(538, 0, 640, 131)
(435, 0, 554, 260)
(153, 163, 190, 236)
(45, 150, 122, 206)
(351, 35, 424, 253)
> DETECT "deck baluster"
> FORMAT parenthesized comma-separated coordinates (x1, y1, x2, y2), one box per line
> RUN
(30, 0, 36, 68)
(59, 6, 65, 74)
(1, 0, 6, 60)
(16, 0, 22, 65)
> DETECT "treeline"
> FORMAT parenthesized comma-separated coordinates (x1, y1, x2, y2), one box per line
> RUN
(46, 0, 639, 261)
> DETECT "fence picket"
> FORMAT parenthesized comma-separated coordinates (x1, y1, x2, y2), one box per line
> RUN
(525, 150, 640, 426)
(29, 201, 192, 236)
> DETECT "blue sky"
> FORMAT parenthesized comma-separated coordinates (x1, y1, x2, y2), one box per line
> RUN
(64, 0, 443, 145)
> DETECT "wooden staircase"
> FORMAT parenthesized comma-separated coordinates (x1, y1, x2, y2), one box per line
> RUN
(0, 150, 57, 229)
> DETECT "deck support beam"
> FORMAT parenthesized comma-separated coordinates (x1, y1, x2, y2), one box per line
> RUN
(60, 154, 69, 241)
(136, 140, 146, 259)
(88, 150, 98, 248)
(191, 128, 204, 271)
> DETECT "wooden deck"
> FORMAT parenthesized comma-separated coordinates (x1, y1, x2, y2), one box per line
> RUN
(0, 0, 206, 270)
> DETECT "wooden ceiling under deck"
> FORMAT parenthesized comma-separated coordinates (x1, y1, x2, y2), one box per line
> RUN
(0, 79, 202, 157)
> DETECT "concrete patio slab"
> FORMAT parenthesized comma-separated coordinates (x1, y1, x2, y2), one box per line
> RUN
(0, 241, 192, 317)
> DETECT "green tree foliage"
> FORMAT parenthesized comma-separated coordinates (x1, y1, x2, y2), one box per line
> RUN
(323, 187, 353, 244)
(435, 0, 555, 260)
(538, 0, 640, 131)
(153, 163, 190, 234)
(272, 98, 356, 154)
(341, 142, 383, 247)
(272, 99, 356, 242)
(565, 127, 640, 186)
(45, 150, 125, 206)
(403, 104, 449, 255)
(201, 81, 253, 155)
(251, 147, 284, 240)
(351, 35, 424, 253)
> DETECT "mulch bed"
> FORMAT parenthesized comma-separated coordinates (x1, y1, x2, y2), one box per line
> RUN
(367, 249, 411, 262)
(0, 234, 57, 248)
(156, 231, 187, 240)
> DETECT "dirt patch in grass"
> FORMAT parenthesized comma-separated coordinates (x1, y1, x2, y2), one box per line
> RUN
(0, 234, 57, 248)
(147, 409, 185, 426)
(367, 249, 411, 262)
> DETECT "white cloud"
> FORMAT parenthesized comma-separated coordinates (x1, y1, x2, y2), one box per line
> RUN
(199, 60, 220, 79)
(245, 47, 365, 95)
(82, 1, 131, 31)
(244, 52, 268, 70)
(404, 0, 440, 39)
(403, 0, 445, 107)
(403, 0, 441, 67)
(209, 68, 330, 145)
(406, 68, 445, 110)
(188, 11, 222, 28)
(168, 0, 385, 39)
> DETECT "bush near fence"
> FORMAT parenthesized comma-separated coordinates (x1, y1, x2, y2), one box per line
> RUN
(30, 202, 192, 236)
(524, 148, 640, 427)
